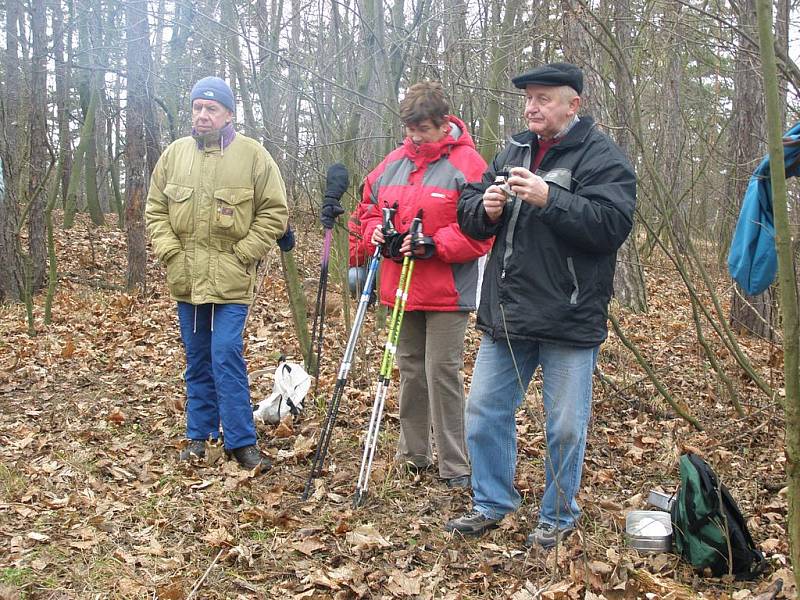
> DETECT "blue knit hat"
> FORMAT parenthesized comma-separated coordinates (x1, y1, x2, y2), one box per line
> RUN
(190, 76, 235, 112)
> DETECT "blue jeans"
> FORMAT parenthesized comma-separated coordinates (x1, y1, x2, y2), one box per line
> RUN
(177, 302, 257, 450)
(466, 334, 598, 529)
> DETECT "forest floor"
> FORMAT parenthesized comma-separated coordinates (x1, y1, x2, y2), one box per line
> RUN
(0, 213, 796, 599)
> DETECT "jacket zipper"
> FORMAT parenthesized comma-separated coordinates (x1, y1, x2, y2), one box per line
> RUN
(500, 142, 532, 280)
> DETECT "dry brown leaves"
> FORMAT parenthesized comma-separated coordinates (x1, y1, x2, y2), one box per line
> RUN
(0, 213, 794, 598)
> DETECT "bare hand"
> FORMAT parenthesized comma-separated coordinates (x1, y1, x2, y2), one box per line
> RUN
(399, 233, 426, 257)
(371, 225, 385, 246)
(508, 167, 549, 208)
(483, 185, 508, 222)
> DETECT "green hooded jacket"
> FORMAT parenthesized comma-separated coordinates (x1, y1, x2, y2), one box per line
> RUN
(145, 132, 288, 305)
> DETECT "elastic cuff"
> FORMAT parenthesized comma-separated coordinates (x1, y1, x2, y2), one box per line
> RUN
(232, 245, 250, 266)
(163, 247, 181, 264)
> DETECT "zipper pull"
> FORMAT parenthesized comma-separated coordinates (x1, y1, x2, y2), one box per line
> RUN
(501, 269, 506, 280)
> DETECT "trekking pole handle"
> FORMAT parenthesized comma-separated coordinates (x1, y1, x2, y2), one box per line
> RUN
(381, 206, 397, 236)
(409, 209, 423, 252)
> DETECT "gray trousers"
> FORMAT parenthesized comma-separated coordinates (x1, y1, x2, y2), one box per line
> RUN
(395, 310, 470, 479)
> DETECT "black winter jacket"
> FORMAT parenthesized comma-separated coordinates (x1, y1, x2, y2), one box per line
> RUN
(457, 117, 636, 347)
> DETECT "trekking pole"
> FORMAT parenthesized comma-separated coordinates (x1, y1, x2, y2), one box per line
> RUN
(301, 208, 395, 501)
(307, 228, 333, 389)
(306, 164, 349, 386)
(353, 210, 423, 508)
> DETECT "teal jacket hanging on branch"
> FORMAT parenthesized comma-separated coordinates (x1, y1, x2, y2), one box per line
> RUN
(727, 121, 800, 295)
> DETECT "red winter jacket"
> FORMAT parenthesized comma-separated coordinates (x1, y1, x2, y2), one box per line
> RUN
(361, 115, 492, 311)
(348, 196, 376, 268)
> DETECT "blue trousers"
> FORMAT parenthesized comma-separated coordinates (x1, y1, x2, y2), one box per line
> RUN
(466, 335, 598, 529)
(177, 302, 256, 450)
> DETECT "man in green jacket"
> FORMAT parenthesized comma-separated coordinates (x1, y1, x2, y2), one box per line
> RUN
(146, 76, 288, 471)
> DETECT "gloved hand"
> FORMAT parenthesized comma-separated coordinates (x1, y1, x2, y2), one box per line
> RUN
(277, 225, 296, 252)
(410, 234, 436, 259)
(381, 231, 407, 262)
(320, 163, 349, 229)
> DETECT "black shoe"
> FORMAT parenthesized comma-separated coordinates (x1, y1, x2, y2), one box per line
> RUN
(229, 445, 272, 472)
(525, 522, 574, 549)
(444, 509, 500, 537)
(400, 460, 433, 475)
(444, 475, 470, 489)
(178, 439, 206, 461)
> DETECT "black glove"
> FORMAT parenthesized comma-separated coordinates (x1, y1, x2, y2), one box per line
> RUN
(277, 225, 295, 252)
(320, 163, 349, 229)
(411, 234, 436, 259)
(381, 231, 407, 262)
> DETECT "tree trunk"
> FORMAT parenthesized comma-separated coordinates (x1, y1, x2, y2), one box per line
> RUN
(52, 0, 73, 210)
(63, 88, 96, 229)
(26, 0, 49, 292)
(223, 0, 257, 136)
(0, 0, 26, 302)
(125, 0, 151, 291)
(610, 0, 647, 313)
(161, 0, 195, 143)
(727, 0, 774, 339)
(477, 0, 521, 162)
(280, 251, 311, 364)
(560, 0, 606, 122)
(78, 80, 105, 226)
(754, 0, 800, 577)
(93, 5, 114, 216)
(283, 0, 302, 195)
(254, 0, 284, 160)
(0, 157, 25, 303)
(662, 3, 689, 256)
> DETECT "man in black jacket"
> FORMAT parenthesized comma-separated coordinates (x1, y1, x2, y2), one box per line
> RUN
(445, 63, 636, 549)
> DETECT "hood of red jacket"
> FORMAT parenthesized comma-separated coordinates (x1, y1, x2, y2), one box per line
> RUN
(401, 115, 477, 168)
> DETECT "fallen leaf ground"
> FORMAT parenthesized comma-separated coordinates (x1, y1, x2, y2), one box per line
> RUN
(0, 214, 795, 599)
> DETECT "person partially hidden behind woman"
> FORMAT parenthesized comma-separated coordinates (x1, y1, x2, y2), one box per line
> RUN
(361, 82, 492, 488)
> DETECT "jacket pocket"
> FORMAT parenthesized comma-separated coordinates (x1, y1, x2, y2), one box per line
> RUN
(164, 183, 194, 235)
(213, 187, 254, 239)
(215, 251, 253, 300)
(165, 250, 191, 298)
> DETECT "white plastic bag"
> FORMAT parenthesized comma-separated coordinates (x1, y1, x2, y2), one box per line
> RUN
(253, 359, 311, 424)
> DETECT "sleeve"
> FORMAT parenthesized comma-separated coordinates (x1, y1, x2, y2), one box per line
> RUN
(535, 142, 636, 254)
(358, 162, 387, 248)
(145, 147, 182, 264)
(233, 149, 289, 264)
(430, 149, 494, 263)
(457, 148, 510, 240)
(348, 192, 379, 267)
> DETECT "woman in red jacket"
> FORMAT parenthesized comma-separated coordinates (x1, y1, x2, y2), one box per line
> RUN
(363, 82, 492, 488)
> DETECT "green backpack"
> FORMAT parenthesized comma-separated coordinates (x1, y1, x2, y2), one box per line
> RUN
(670, 453, 765, 579)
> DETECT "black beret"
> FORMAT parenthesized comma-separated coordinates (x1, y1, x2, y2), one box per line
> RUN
(511, 62, 583, 94)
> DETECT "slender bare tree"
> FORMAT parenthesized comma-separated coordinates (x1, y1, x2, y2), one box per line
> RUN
(727, 0, 774, 339)
(124, 0, 152, 290)
(0, 0, 26, 302)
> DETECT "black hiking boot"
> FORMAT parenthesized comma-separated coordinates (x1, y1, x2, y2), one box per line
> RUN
(178, 439, 206, 462)
(443, 475, 470, 489)
(229, 445, 272, 472)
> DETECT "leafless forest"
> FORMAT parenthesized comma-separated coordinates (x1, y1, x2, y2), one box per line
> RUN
(1, 0, 799, 598)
